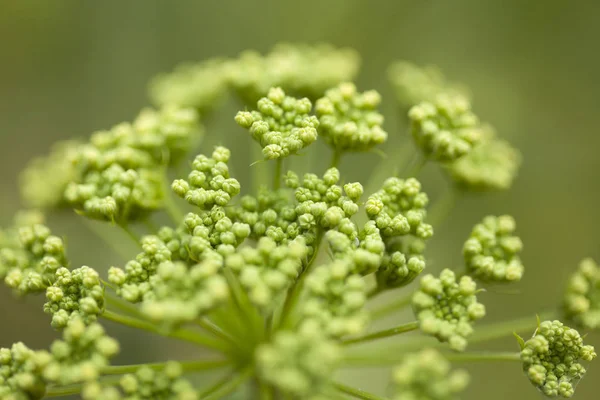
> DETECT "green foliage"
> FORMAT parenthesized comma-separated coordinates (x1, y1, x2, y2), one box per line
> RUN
(1, 43, 597, 400)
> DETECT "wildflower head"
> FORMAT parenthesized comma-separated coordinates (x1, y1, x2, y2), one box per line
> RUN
(315, 82, 387, 153)
(412, 269, 486, 351)
(387, 60, 469, 109)
(463, 215, 524, 283)
(447, 127, 521, 192)
(171, 146, 241, 209)
(520, 320, 596, 398)
(229, 43, 360, 102)
(0, 342, 52, 400)
(1, 223, 68, 295)
(235, 87, 319, 160)
(391, 348, 470, 400)
(256, 321, 341, 398)
(408, 93, 484, 162)
(43, 318, 120, 385)
(44, 266, 105, 329)
(149, 58, 229, 114)
(563, 258, 600, 330)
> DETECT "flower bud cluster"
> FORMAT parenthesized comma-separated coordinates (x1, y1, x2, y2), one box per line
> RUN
(463, 215, 524, 283)
(387, 61, 468, 109)
(19, 140, 82, 210)
(447, 127, 521, 192)
(225, 237, 307, 311)
(83, 362, 198, 400)
(109, 208, 250, 303)
(235, 87, 319, 160)
(412, 269, 486, 351)
(44, 266, 105, 329)
(376, 237, 426, 290)
(171, 146, 241, 209)
(324, 221, 383, 276)
(0, 342, 52, 400)
(256, 321, 341, 398)
(229, 43, 360, 102)
(391, 348, 470, 400)
(521, 320, 596, 398)
(563, 258, 600, 330)
(44, 318, 120, 386)
(1, 223, 68, 295)
(140, 260, 229, 328)
(315, 82, 387, 153)
(149, 58, 229, 115)
(408, 93, 484, 162)
(302, 259, 368, 338)
(365, 177, 432, 240)
(64, 106, 200, 222)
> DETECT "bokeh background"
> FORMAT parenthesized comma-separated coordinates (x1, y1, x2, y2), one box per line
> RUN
(1, 0, 599, 399)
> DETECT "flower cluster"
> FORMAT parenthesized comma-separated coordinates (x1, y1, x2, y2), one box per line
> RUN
(235, 87, 319, 160)
(463, 215, 524, 283)
(0, 222, 67, 295)
(563, 258, 600, 330)
(256, 321, 341, 398)
(1, 43, 597, 400)
(315, 82, 387, 153)
(171, 146, 241, 208)
(408, 93, 484, 162)
(83, 362, 198, 400)
(520, 320, 596, 398)
(44, 266, 105, 329)
(412, 269, 486, 351)
(391, 349, 470, 400)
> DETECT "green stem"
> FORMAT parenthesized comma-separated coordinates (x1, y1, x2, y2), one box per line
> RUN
(199, 370, 235, 398)
(469, 309, 557, 344)
(203, 366, 253, 400)
(101, 310, 230, 353)
(406, 154, 427, 178)
(104, 292, 143, 317)
(103, 359, 229, 375)
(162, 174, 185, 225)
(81, 218, 134, 260)
(427, 187, 461, 229)
(331, 149, 342, 169)
(252, 147, 268, 195)
(45, 377, 122, 398)
(333, 382, 386, 400)
(273, 158, 283, 190)
(370, 291, 413, 320)
(195, 317, 237, 345)
(444, 351, 520, 363)
(364, 141, 414, 198)
(342, 321, 419, 345)
(277, 230, 324, 329)
(117, 223, 141, 246)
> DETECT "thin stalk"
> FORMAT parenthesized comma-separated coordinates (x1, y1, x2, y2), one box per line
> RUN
(252, 146, 268, 194)
(406, 155, 427, 178)
(469, 309, 557, 344)
(81, 218, 134, 260)
(104, 292, 143, 317)
(342, 321, 419, 345)
(331, 150, 342, 169)
(333, 382, 386, 400)
(101, 359, 230, 375)
(273, 158, 283, 190)
(427, 187, 461, 228)
(162, 174, 185, 225)
(101, 310, 230, 353)
(45, 377, 122, 398)
(444, 351, 520, 363)
(277, 230, 324, 329)
(370, 291, 413, 320)
(195, 317, 237, 345)
(203, 366, 253, 400)
(117, 223, 141, 246)
(199, 370, 236, 398)
(364, 141, 415, 198)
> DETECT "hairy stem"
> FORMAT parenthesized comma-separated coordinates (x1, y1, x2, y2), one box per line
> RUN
(342, 321, 419, 345)
(102, 310, 230, 353)
(333, 382, 386, 400)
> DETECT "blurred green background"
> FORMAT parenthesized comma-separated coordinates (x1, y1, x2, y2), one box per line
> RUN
(1, 0, 599, 398)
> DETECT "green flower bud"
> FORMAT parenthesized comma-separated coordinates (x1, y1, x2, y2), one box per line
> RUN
(463, 215, 524, 283)
(0, 343, 51, 400)
(521, 320, 596, 398)
(315, 82, 387, 153)
(563, 258, 600, 330)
